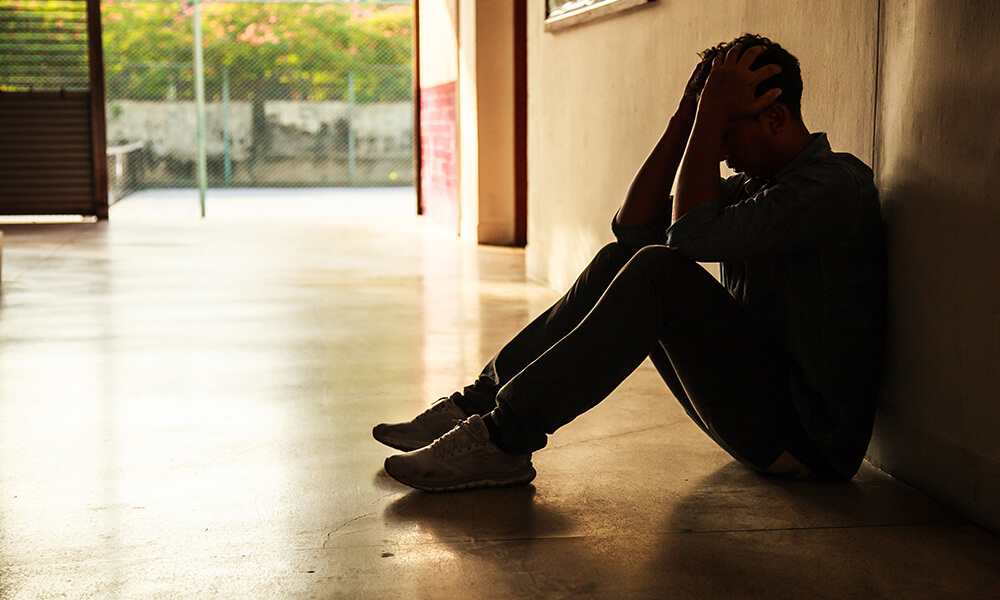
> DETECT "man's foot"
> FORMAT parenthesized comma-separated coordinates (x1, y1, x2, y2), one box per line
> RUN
(372, 394, 468, 451)
(383, 415, 536, 492)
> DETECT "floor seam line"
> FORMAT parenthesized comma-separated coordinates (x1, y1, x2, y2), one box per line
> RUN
(540, 419, 689, 453)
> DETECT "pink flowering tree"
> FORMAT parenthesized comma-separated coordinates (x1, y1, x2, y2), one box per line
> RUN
(101, 1, 413, 102)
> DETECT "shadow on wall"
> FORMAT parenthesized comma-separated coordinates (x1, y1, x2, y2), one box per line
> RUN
(870, 0, 1000, 533)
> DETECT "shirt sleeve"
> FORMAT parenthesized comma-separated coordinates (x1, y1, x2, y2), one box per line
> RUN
(719, 174, 746, 206)
(664, 164, 865, 262)
(610, 175, 737, 248)
(610, 206, 672, 248)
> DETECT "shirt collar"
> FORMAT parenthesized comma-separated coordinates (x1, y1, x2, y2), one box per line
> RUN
(744, 132, 832, 193)
(773, 132, 831, 181)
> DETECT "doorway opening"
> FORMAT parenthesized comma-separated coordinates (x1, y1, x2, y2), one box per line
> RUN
(100, 0, 415, 218)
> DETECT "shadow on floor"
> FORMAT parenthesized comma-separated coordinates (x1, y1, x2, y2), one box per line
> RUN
(376, 461, 1000, 599)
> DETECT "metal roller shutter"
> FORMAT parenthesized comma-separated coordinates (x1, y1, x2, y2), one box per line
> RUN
(0, 0, 108, 218)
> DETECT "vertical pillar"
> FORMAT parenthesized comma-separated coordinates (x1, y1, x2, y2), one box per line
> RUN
(86, 0, 109, 219)
(348, 70, 357, 185)
(461, 0, 527, 246)
(223, 64, 232, 188)
(193, 0, 208, 217)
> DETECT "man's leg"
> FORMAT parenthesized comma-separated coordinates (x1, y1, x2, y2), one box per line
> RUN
(457, 242, 640, 416)
(489, 245, 832, 474)
(647, 344, 832, 478)
(384, 246, 832, 491)
(373, 242, 639, 452)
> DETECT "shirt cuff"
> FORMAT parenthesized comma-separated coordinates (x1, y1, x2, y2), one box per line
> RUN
(665, 201, 723, 258)
(611, 208, 672, 248)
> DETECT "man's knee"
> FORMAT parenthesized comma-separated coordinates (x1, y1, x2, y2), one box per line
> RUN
(595, 241, 640, 264)
(612, 245, 716, 297)
(578, 243, 692, 299)
(586, 242, 640, 280)
(625, 245, 693, 276)
(632, 244, 688, 262)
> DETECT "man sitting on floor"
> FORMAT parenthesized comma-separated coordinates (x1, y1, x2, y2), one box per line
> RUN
(373, 34, 886, 491)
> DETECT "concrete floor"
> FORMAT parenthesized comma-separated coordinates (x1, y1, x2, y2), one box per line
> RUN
(1, 189, 998, 599)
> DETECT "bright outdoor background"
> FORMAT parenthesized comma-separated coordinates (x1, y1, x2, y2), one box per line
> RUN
(99, 0, 414, 201)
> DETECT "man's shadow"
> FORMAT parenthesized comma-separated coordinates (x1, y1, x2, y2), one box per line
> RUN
(378, 460, 964, 598)
(379, 471, 601, 597)
(645, 462, 967, 599)
(381, 478, 574, 543)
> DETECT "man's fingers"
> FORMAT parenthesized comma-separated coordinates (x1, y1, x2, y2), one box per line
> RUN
(751, 63, 782, 82)
(701, 43, 783, 119)
(750, 88, 783, 113)
(737, 44, 767, 67)
(724, 43, 743, 65)
(694, 58, 712, 79)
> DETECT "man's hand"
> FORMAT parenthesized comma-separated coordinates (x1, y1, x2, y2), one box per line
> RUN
(697, 44, 782, 122)
(682, 58, 714, 102)
(673, 44, 780, 223)
(616, 57, 709, 228)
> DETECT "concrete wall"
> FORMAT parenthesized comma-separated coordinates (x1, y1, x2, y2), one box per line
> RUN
(107, 100, 412, 162)
(867, 0, 1000, 533)
(524, 0, 1000, 532)
(471, 0, 518, 245)
(458, 0, 524, 246)
(105, 100, 412, 186)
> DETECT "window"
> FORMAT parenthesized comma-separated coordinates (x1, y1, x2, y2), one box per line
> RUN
(544, 0, 655, 32)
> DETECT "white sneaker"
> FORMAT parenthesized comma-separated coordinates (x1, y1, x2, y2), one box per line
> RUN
(383, 415, 536, 492)
(372, 394, 468, 451)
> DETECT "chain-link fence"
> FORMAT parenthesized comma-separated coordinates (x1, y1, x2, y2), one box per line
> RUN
(101, 0, 413, 192)
(0, 0, 91, 93)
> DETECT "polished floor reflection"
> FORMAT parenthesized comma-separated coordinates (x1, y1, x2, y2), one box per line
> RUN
(1, 190, 998, 599)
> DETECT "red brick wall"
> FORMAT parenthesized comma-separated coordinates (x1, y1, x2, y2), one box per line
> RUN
(419, 80, 458, 232)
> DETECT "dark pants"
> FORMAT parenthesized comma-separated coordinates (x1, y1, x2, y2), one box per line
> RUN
(457, 242, 835, 477)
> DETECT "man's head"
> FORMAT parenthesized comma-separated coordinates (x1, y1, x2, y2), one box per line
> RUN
(694, 33, 803, 121)
(692, 34, 810, 177)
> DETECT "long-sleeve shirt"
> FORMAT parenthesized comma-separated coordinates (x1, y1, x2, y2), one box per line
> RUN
(612, 133, 886, 478)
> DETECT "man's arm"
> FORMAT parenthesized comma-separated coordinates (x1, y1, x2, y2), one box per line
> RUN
(672, 104, 726, 223)
(673, 44, 782, 223)
(614, 60, 709, 228)
(667, 164, 867, 262)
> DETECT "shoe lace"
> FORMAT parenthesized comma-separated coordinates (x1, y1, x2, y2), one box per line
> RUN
(429, 419, 482, 458)
(418, 394, 462, 418)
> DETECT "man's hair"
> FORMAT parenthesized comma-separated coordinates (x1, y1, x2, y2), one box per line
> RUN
(694, 33, 803, 119)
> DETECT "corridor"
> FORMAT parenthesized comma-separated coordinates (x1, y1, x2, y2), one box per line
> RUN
(0, 189, 997, 599)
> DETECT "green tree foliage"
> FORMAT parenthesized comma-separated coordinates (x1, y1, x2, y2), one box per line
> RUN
(0, 0, 92, 92)
(101, 1, 413, 102)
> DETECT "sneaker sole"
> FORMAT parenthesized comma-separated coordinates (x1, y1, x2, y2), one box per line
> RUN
(383, 457, 536, 493)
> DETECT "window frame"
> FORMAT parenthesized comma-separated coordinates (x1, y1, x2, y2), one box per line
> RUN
(544, 0, 656, 33)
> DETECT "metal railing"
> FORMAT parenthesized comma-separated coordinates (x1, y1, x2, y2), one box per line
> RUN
(107, 140, 146, 204)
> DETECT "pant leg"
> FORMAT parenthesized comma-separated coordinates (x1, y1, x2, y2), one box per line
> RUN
(646, 344, 710, 435)
(495, 245, 829, 472)
(458, 242, 639, 415)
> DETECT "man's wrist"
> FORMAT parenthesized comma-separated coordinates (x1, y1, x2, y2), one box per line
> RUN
(694, 97, 728, 127)
(675, 96, 698, 120)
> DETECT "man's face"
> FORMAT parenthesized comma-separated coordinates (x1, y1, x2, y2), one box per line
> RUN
(720, 112, 773, 178)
